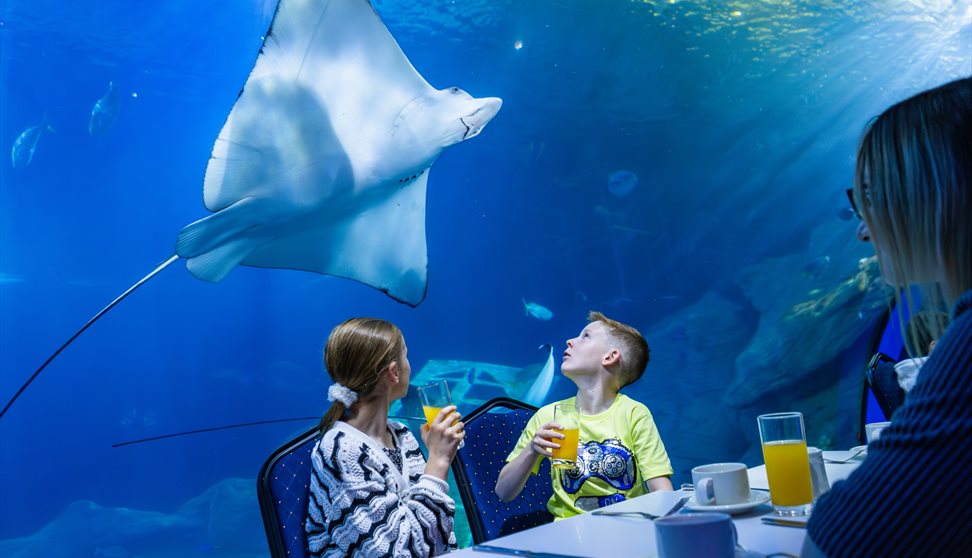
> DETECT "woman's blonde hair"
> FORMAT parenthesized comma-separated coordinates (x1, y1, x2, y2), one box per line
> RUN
(853, 77, 971, 353)
(319, 317, 405, 433)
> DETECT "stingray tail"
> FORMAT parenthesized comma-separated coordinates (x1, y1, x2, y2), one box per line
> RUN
(0, 255, 180, 421)
(176, 197, 270, 282)
(111, 414, 421, 448)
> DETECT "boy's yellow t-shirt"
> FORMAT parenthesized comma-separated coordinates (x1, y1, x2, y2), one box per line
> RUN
(506, 393, 673, 519)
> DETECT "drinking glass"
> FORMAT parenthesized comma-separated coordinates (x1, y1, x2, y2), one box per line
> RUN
(550, 403, 580, 468)
(417, 380, 463, 448)
(757, 412, 813, 516)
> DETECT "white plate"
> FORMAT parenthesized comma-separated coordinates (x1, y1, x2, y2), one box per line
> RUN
(684, 490, 771, 515)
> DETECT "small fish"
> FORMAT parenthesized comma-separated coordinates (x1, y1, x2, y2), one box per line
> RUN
(608, 170, 639, 199)
(522, 298, 553, 321)
(11, 116, 54, 168)
(89, 81, 121, 135)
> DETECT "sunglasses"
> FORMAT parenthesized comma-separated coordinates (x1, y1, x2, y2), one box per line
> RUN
(845, 187, 862, 220)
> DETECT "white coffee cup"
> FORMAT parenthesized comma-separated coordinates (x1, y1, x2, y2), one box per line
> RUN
(691, 463, 750, 506)
(655, 512, 737, 558)
(865, 421, 890, 443)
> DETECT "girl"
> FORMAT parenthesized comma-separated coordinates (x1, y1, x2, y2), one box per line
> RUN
(306, 318, 465, 557)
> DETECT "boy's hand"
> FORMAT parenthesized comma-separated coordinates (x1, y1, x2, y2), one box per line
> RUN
(530, 422, 564, 458)
(495, 421, 562, 502)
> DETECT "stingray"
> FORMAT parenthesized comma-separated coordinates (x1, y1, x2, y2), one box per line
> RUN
(0, 0, 501, 420)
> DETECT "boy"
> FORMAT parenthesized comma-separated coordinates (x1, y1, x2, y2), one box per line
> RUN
(495, 311, 673, 518)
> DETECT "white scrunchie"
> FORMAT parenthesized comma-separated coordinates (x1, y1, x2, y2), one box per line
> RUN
(328, 383, 358, 406)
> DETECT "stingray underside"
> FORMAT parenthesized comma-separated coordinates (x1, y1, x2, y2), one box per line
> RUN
(176, 0, 437, 305)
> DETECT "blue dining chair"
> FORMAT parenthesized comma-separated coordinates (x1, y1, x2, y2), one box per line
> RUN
(450, 397, 555, 543)
(257, 426, 320, 558)
(865, 353, 907, 419)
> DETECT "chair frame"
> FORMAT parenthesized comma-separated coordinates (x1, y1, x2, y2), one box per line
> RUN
(859, 306, 891, 436)
(858, 296, 915, 436)
(865, 351, 905, 418)
(450, 396, 541, 544)
(257, 425, 320, 558)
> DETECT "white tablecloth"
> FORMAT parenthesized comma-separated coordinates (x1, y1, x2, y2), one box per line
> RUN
(448, 451, 864, 558)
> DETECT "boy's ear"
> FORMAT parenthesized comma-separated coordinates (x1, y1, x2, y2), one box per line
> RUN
(602, 348, 621, 367)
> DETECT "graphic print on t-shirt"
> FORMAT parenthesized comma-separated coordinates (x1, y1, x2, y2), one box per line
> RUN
(561, 438, 636, 494)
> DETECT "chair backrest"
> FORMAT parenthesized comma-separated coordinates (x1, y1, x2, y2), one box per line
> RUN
(257, 426, 320, 558)
(860, 303, 906, 430)
(866, 353, 907, 419)
(451, 397, 554, 544)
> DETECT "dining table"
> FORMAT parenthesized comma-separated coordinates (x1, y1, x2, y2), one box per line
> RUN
(448, 449, 865, 558)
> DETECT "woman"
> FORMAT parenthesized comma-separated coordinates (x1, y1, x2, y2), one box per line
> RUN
(305, 318, 465, 557)
(804, 77, 971, 556)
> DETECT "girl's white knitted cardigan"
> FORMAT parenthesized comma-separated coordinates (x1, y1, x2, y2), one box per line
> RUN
(306, 420, 457, 557)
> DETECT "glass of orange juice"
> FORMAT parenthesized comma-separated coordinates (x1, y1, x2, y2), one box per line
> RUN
(551, 403, 580, 468)
(758, 412, 813, 516)
(417, 380, 463, 448)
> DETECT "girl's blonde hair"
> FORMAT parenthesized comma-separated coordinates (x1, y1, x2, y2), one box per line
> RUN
(319, 318, 405, 433)
(853, 77, 971, 354)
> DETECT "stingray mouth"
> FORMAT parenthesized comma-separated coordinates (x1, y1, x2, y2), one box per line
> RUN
(458, 99, 501, 141)
(460, 111, 488, 140)
(460, 117, 476, 140)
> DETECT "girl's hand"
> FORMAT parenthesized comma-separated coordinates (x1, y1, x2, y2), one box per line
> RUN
(421, 405, 465, 464)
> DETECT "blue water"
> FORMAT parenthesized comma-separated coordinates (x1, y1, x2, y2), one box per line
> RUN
(1, 0, 969, 555)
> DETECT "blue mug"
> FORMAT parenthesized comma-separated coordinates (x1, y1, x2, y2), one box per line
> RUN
(655, 512, 736, 558)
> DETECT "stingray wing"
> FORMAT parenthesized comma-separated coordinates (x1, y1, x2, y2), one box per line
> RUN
(242, 172, 431, 306)
(204, 0, 434, 212)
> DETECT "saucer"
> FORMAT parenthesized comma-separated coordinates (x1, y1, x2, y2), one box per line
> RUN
(684, 490, 771, 515)
(848, 445, 868, 459)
